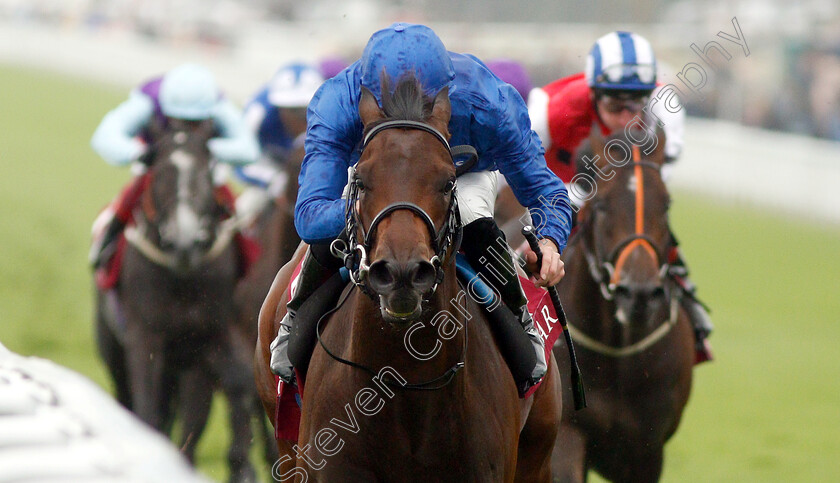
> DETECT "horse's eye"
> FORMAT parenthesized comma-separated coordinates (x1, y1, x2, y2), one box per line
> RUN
(442, 178, 455, 195)
(355, 179, 365, 191)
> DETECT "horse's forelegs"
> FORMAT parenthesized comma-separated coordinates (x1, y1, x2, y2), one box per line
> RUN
(125, 334, 168, 430)
(252, 396, 278, 469)
(177, 365, 214, 463)
(615, 449, 664, 483)
(94, 290, 131, 409)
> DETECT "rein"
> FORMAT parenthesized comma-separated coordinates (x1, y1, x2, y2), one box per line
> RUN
(125, 215, 238, 271)
(567, 297, 679, 357)
(316, 285, 468, 391)
(321, 119, 476, 391)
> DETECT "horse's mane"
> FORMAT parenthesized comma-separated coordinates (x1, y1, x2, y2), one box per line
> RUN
(364, 72, 435, 135)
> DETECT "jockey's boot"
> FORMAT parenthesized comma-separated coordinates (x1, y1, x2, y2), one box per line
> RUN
(269, 243, 338, 383)
(463, 217, 547, 395)
(668, 247, 714, 364)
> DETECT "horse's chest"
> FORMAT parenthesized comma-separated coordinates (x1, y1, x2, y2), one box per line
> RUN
(301, 385, 511, 480)
(119, 271, 233, 333)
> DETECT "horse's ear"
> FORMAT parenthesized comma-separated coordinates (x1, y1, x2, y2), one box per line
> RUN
(588, 122, 607, 163)
(359, 86, 384, 126)
(652, 124, 667, 165)
(576, 199, 592, 225)
(430, 86, 451, 135)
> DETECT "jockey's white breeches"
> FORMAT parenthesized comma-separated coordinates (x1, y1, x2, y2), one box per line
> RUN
(456, 170, 498, 225)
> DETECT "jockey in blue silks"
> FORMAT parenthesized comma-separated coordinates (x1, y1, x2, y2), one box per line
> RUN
(234, 62, 324, 224)
(270, 23, 572, 395)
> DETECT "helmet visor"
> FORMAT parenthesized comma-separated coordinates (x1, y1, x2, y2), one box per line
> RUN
(597, 63, 656, 86)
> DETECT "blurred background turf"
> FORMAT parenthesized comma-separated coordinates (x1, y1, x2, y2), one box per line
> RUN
(1, 64, 838, 482)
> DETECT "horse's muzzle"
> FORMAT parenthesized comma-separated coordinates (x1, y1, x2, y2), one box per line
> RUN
(613, 282, 667, 326)
(368, 259, 436, 326)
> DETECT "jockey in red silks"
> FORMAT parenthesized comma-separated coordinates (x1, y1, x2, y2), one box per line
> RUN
(234, 62, 325, 226)
(89, 63, 259, 270)
(528, 31, 713, 363)
(270, 23, 572, 396)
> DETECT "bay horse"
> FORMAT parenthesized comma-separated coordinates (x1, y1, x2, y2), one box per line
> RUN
(550, 128, 694, 482)
(94, 118, 258, 482)
(255, 75, 562, 481)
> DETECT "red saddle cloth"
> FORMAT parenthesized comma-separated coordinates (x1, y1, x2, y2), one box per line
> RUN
(273, 262, 563, 443)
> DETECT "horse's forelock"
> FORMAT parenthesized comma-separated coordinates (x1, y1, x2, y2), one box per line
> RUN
(368, 73, 434, 130)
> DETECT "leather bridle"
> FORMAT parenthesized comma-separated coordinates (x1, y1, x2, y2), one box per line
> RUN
(331, 120, 477, 300)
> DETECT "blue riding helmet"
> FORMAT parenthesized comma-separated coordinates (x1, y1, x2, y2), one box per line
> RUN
(360, 22, 456, 100)
(268, 62, 325, 108)
(159, 63, 220, 120)
(585, 31, 657, 92)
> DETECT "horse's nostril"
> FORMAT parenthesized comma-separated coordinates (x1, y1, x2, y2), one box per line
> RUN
(652, 286, 666, 298)
(368, 260, 395, 292)
(411, 260, 437, 291)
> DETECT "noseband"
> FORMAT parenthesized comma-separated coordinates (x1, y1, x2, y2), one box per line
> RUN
(332, 120, 477, 299)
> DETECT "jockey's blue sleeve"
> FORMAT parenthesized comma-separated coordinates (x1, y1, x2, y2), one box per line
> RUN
(480, 81, 572, 251)
(90, 90, 153, 166)
(244, 87, 297, 158)
(295, 55, 571, 249)
(447, 54, 572, 251)
(294, 76, 363, 244)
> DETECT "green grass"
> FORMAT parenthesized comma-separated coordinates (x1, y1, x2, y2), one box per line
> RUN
(660, 195, 840, 482)
(2, 64, 839, 482)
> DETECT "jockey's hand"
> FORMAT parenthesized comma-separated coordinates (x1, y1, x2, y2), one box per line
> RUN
(524, 238, 564, 287)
